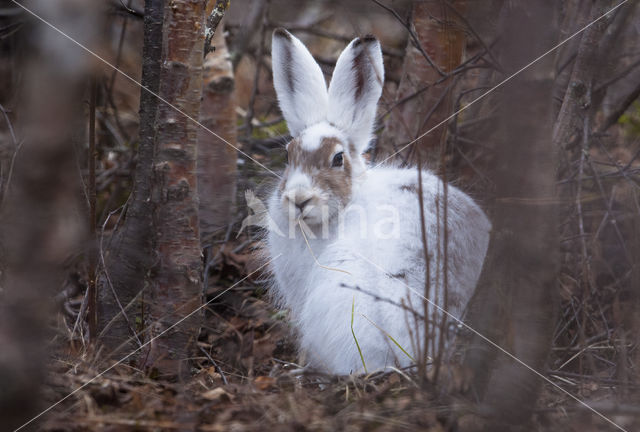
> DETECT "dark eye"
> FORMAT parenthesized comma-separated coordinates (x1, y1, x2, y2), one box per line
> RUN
(332, 152, 344, 168)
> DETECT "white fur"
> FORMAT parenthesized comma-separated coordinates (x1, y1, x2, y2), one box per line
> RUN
(267, 30, 491, 375)
(298, 122, 347, 151)
(327, 37, 384, 154)
(271, 29, 329, 136)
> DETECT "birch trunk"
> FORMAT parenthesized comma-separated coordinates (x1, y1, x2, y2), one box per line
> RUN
(143, 0, 206, 379)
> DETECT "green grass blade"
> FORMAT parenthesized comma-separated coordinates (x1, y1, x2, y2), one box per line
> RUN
(351, 297, 367, 374)
(361, 314, 415, 363)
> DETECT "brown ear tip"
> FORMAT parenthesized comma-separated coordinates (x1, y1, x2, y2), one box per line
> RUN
(273, 28, 292, 40)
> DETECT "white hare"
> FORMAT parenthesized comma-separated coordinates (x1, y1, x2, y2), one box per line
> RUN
(265, 28, 491, 375)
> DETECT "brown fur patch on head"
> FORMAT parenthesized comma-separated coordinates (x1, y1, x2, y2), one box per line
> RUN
(283, 136, 352, 207)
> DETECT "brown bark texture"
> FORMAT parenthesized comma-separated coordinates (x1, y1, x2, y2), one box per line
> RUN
(143, 0, 206, 379)
(377, 0, 466, 168)
(98, 0, 165, 356)
(197, 20, 237, 245)
(553, 0, 610, 169)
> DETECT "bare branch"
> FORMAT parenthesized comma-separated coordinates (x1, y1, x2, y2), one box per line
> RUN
(204, 0, 230, 57)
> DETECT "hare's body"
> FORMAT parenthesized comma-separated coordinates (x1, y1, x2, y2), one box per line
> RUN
(268, 166, 490, 374)
(265, 29, 491, 374)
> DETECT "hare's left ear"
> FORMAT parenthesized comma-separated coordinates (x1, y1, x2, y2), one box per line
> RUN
(327, 36, 384, 154)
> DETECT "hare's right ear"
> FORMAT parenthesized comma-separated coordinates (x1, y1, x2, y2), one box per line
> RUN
(327, 36, 383, 154)
(272, 28, 328, 136)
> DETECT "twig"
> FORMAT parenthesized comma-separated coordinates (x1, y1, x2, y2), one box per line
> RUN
(198, 345, 228, 385)
(0, 103, 23, 206)
(204, 0, 230, 57)
(97, 207, 143, 348)
(107, 0, 133, 96)
(340, 283, 425, 321)
(599, 79, 640, 132)
(0, 102, 17, 145)
(0, 20, 23, 40)
(416, 151, 431, 384)
(442, 0, 503, 73)
(109, 0, 143, 20)
(102, 78, 129, 143)
(435, 122, 451, 386)
(88, 76, 98, 340)
(594, 57, 640, 94)
(71, 286, 90, 347)
(369, 0, 446, 76)
(406, 82, 453, 163)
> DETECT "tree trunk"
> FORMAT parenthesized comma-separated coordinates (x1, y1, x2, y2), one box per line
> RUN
(198, 20, 237, 245)
(0, 1, 94, 427)
(143, 0, 206, 380)
(377, 0, 466, 168)
(553, 0, 609, 167)
(461, 1, 559, 427)
(98, 0, 165, 355)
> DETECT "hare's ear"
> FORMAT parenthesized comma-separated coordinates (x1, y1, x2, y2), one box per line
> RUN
(271, 28, 328, 136)
(327, 36, 383, 154)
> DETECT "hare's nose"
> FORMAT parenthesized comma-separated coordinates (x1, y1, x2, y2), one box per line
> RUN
(295, 197, 312, 211)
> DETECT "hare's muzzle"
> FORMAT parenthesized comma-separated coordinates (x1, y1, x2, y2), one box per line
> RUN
(282, 188, 315, 219)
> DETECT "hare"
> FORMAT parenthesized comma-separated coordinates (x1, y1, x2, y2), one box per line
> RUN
(265, 28, 491, 375)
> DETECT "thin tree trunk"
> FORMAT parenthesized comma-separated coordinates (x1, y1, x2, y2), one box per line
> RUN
(553, 1, 609, 160)
(198, 20, 237, 245)
(98, 0, 165, 355)
(377, 0, 466, 168)
(462, 1, 559, 427)
(143, 0, 206, 380)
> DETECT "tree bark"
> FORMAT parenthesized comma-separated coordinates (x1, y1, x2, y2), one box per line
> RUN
(143, 0, 206, 380)
(461, 1, 559, 427)
(377, 0, 466, 168)
(0, 1, 94, 427)
(198, 20, 237, 245)
(98, 0, 165, 355)
(553, 0, 609, 162)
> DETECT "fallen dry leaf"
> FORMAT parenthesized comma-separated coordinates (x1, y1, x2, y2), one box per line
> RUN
(201, 387, 231, 402)
(254, 376, 277, 391)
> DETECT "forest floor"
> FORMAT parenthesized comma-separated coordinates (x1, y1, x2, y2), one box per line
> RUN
(39, 235, 640, 432)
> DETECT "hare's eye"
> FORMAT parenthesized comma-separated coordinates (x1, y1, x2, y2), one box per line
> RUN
(332, 152, 344, 168)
